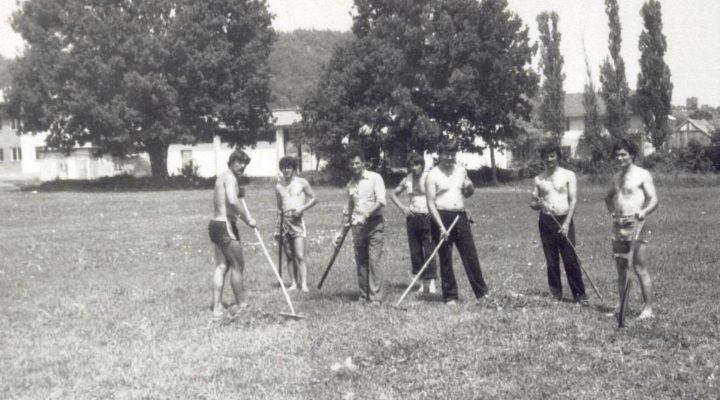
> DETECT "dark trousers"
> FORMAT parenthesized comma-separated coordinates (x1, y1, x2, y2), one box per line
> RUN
(351, 215, 384, 300)
(538, 213, 586, 299)
(406, 213, 437, 279)
(430, 210, 488, 301)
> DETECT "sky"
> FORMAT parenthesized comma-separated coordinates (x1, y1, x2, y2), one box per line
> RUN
(1, 0, 719, 106)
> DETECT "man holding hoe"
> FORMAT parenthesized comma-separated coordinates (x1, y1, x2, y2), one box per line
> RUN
(274, 156, 318, 292)
(605, 138, 658, 320)
(529, 142, 589, 305)
(425, 140, 489, 304)
(334, 148, 386, 301)
(208, 150, 257, 318)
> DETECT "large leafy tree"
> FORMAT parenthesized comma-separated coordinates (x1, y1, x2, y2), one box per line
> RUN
(433, 0, 538, 185)
(302, 0, 443, 175)
(636, 0, 673, 149)
(9, 0, 275, 177)
(302, 0, 537, 185)
(599, 0, 631, 139)
(536, 11, 565, 139)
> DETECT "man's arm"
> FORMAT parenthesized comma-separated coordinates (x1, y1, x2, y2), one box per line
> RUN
(638, 171, 659, 220)
(461, 168, 474, 198)
(334, 188, 353, 246)
(560, 171, 578, 236)
(389, 176, 412, 216)
(274, 185, 283, 237)
(294, 178, 319, 216)
(529, 178, 543, 211)
(604, 177, 617, 215)
(226, 175, 256, 227)
(425, 171, 447, 239)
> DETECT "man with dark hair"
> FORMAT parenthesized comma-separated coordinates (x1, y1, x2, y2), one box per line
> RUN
(390, 152, 437, 293)
(208, 149, 256, 318)
(275, 156, 318, 292)
(605, 138, 658, 320)
(426, 140, 488, 304)
(530, 142, 588, 304)
(334, 147, 386, 301)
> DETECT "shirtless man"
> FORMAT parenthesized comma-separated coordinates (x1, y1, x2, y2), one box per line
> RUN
(426, 140, 488, 304)
(274, 156, 318, 292)
(530, 143, 588, 304)
(605, 138, 658, 320)
(208, 150, 257, 318)
(390, 152, 437, 294)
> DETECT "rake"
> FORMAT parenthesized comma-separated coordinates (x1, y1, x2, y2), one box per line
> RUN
(242, 199, 305, 320)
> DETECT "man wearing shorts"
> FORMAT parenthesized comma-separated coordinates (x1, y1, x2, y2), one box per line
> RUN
(605, 138, 658, 320)
(425, 140, 488, 304)
(274, 156, 318, 292)
(390, 152, 437, 293)
(209, 150, 256, 318)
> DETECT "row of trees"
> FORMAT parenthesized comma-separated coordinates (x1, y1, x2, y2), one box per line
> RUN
(5, 0, 674, 181)
(539, 0, 673, 163)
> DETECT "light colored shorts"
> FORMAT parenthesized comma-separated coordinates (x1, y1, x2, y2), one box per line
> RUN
(612, 216, 651, 244)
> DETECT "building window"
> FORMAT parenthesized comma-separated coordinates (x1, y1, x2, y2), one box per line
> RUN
(11, 119, 17, 130)
(565, 119, 571, 131)
(35, 147, 46, 160)
(181, 150, 193, 167)
(0, 148, 4, 162)
(11, 147, 22, 161)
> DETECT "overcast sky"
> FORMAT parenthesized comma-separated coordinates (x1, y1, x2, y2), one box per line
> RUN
(2, 0, 719, 106)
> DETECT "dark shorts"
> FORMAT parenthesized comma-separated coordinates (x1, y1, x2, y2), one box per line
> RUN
(208, 220, 240, 245)
(281, 215, 307, 239)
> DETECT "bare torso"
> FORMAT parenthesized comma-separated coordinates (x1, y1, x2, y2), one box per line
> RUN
(611, 165, 650, 216)
(276, 177, 307, 212)
(429, 165, 467, 211)
(213, 171, 238, 221)
(534, 167, 573, 215)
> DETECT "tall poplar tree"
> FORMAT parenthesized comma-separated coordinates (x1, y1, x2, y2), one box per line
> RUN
(537, 11, 565, 139)
(599, 0, 631, 139)
(636, 0, 673, 149)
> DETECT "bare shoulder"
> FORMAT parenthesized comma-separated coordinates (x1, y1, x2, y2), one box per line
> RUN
(560, 167, 577, 181)
(296, 176, 311, 187)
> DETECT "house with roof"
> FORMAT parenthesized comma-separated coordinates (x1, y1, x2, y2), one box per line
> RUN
(0, 94, 318, 181)
(668, 119, 716, 149)
(561, 93, 648, 158)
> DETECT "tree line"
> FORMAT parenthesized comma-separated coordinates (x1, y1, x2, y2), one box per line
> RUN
(4, 0, 678, 182)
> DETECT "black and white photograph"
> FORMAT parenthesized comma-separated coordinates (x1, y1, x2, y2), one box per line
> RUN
(1, 0, 719, 398)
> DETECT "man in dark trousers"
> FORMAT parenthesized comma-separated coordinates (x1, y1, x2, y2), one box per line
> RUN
(530, 142, 588, 305)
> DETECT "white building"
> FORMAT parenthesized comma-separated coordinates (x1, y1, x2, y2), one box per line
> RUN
(0, 105, 317, 181)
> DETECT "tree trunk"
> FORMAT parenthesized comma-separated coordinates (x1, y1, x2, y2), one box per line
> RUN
(147, 139, 169, 178)
(489, 144, 498, 186)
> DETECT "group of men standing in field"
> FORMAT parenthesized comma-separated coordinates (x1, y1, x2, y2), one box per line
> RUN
(207, 137, 658, 322)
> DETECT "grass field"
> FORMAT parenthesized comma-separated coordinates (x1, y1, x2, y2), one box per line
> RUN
(1, 182, 719, 399)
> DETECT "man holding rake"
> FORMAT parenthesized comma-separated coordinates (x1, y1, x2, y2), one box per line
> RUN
(274, 156, 318, 292)
(426, 140, 489, 305)
(334, 147, 386, 302)
(530, 143, 589, 305)
(208, 150, 256, 318)
(605, 138, 658, 320)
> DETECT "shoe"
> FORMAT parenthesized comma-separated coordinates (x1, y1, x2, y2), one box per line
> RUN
(605, 305, 620, 318)
(445, 300, 458, 306)
(428, 279, 437, 294)
(637, 308, 654, 320)
(575, 295, 590, 307)
(416, 281, 425, 293)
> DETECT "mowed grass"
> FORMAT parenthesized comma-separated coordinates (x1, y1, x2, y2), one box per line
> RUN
(1, 182, 719, 399)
